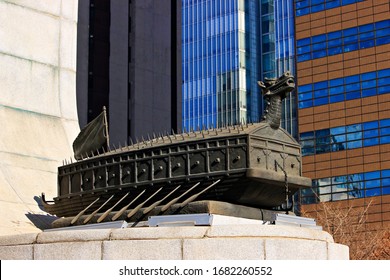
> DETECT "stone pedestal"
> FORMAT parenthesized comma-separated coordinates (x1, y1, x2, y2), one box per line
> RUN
(0, 224, 349, 260)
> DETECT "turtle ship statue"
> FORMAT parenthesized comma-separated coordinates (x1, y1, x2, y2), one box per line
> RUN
(41, 71, 311, 228)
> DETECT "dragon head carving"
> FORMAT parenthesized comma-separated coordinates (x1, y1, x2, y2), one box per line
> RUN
(257, 71, 295, 129)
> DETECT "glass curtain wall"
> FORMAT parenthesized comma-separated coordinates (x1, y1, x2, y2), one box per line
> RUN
(182, 0, 296, 136)
(275, 0, 297, 138)
(261, 0, 297, 138)
(182, 0, 263, 130)
(183, 0, 239, 130)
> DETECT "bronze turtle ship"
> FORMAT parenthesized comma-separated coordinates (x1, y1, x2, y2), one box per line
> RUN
(41, 72, 311, 225)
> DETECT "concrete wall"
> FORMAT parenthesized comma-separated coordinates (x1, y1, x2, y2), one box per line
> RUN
(0, 0, 80, 236)
(0, 225, 349, 260)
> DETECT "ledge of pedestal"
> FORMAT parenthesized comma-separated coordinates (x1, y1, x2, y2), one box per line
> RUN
(0, 224, 349, 260)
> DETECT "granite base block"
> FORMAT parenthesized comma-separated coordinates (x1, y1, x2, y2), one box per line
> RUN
(0, 224, 349, 260)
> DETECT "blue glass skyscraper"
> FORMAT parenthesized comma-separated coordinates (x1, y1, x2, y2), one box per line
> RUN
(182, 0, 297, 138)
(182, 0, 258, 130)
(261, 0, 297, 137)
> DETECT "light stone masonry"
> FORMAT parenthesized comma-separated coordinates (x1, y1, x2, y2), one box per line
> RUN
(0, 0, 80, 236)
(0, 225, 350, 260)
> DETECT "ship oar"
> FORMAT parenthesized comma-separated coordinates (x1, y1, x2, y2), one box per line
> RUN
(142, 185, 182, 215)
(70, 197, 100, 225)
(83, 195, 114, 224)
(160, 182, 200, 212)
(111, 189, 146, 221)
(97, 192, 130, 223)
(179, 179, 221, 208)
(126, 187, 163, 219)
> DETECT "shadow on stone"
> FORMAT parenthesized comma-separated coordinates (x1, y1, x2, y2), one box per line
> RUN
(34, 196, 46, 212)
(25, 212, 58, 231)
(24, 196, 59, 230)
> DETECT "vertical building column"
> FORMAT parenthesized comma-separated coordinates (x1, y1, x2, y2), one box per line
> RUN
(109, 0, 129, 145)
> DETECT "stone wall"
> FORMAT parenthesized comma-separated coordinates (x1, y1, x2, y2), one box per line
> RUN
(0, 0, 79, 236)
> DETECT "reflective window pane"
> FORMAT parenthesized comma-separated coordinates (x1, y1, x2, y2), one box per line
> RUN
(343, 44, 359, 52)
(326, 0, 340, 9)
(330, 126, 345, 135)
(380, 119, 390, 127)
(332, 192, 348, 201)
(299, 92, 312, 101)
(359, 31, 374, 40)
(312, 50, 327, 59)
(362, 88, 376, 97)
(360, 40, 375, 49)
(346, 91, 360, 100)
(378, 69, 390, 78)
(330, 94, 344, 103)
(316, 129, 330, 137)
(348, 190, 364, 199)
(347, 140, 362, 149)
(380, 127, 390, 136)
(363, 121, 378, 130)
(359, 23, 374, 33)
(316, 144, 330, 154)
(382, 178, 390, 187)
(328, 46, 342, 55)
(300, 131, 314, 140)
(314, 81, 327, 90)
(375, 19, 390, 30)
(312, 34, 326, 43)
(332, 134, 346, 142)
(365, 171, 380, 180)
(298, 100, 313, 108)
(328, 30, 342, 39)
(311, 4, 325, 13)
(329, 86, 344, 95)
(376, 37, 390, 45)
(378, 78, 390, 87)
(299, 84, 313, 93)
(314, 97, 328, 106)
(345, 75, 359, 83)
(314, 89, 328, 98)
(344, 27, 358, 36)
(382, 169, 390, 177)
(351, 173, 363, 181)
(344, 35, 358, 44)
(361, 72, 376, 81)
(312, 42, 326, 51)
(347, 124, 362, 133)
(297, 37, 311, 47)
(378, 86, 389, 94)
(297, 54, 311, 62)
(381, 135, 390, 144)
(366, 188, 381, 197)
(363, 129, 378, 138)
(382, 187, 390, 195)
(329, 78, 343, 87)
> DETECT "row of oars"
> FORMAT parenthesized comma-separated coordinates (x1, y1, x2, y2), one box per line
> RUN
(70, 179, 221, 225)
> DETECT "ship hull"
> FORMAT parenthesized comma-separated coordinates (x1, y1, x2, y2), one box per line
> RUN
(42, 123, 311, 221)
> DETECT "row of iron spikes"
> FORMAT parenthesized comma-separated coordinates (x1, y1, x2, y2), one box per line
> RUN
(67, 120, 258, 164)
(120, 120, 254, 150)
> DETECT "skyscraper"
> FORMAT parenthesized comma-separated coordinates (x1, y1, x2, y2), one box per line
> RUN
(182, 0, 297, 137)
(77, 0, 182, 145)
(261, 0, 298, 137)
(295, 0, 390, 231)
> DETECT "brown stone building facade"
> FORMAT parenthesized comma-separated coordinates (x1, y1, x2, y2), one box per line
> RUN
(294, 0, 390, 233)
